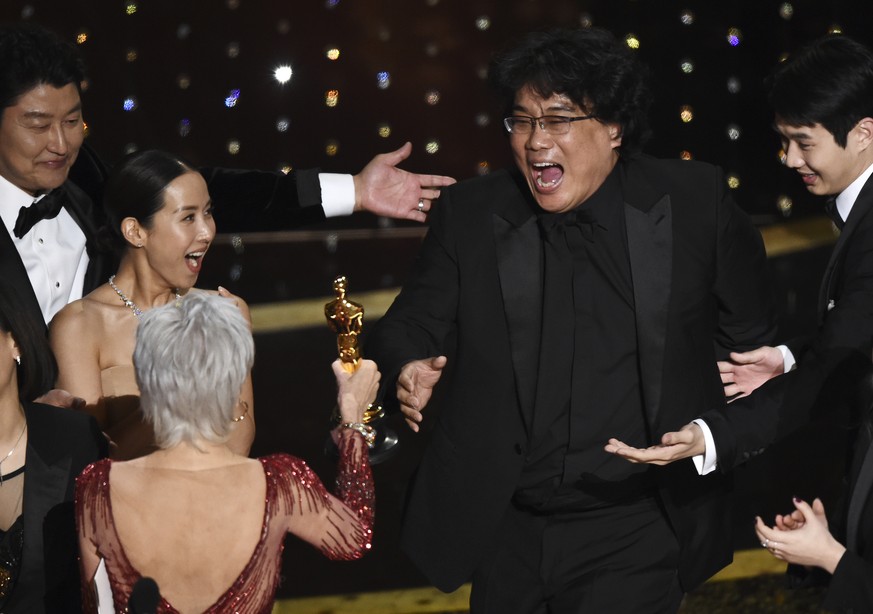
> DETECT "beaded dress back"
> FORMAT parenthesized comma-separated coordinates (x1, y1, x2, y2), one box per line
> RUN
(76, 431, 373, 613)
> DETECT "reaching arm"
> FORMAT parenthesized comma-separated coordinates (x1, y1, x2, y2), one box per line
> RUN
(711, 169, 778, 356)
(352, 142, 456, 221)
(279, 359, 381, 559)
(279, 438, 375, 560)
(204, 142, 456, 231)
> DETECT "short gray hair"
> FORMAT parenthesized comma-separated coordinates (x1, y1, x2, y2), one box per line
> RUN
(134, 292, 254, 447)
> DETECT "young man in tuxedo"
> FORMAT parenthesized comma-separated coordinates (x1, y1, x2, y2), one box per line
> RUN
(367, 27, 776, 613)
(608, 34, 873, 613)
(0, 23, 453, 327)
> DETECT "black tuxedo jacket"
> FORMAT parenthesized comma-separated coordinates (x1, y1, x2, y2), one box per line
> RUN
(4, 403, 106, 614)
(705, 173, 873, 469)
(0, 180, 111, 330)
(367, 155, 777, 592)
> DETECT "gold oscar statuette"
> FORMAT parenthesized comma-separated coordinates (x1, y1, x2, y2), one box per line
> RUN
(324, 275, 398, 461)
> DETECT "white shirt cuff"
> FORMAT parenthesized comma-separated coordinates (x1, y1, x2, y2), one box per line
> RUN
(691, 419, 717, 475)
(318, 173, 355, 218)
(778, 344, 796, 372)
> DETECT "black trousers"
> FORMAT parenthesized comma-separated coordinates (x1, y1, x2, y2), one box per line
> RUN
(470, 497, 683, 614)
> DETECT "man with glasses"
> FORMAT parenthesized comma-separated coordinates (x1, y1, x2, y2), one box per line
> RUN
(367, 27, 776, 613)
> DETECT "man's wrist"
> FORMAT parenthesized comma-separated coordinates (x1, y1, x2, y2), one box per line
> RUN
(318, 173, 355, 217)
(691, 419, 717, 475)
(777, 344, 796, 372)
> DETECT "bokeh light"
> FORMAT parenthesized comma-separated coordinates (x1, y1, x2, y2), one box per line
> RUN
(274, 65, 293, 84)
(727, 27, 742, 46)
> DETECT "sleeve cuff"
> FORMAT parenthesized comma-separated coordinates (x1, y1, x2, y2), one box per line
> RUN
(691, 418, 718, 475)
(778, 344, 797, 372)
(318, 173, 355, 218)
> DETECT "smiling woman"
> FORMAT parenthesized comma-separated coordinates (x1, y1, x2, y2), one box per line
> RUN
(48, 149, 255, 460)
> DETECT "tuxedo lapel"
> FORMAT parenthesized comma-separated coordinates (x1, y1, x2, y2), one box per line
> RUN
(0, 226, 45, 328)
(62, 180, 109, 293)
(492, 178, 543, 433)
(819, 176, 873, 320)
(621, 161, 673, 427)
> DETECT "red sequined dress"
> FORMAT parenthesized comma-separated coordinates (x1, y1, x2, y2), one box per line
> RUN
(75, 431, 373, 613)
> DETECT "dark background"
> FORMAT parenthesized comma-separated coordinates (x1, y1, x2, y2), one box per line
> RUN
(4, 0, 873, 226)
(3, 0, 869, 600)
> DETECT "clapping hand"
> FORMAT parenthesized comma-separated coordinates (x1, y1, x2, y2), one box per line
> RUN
(754, 498, 846, 574)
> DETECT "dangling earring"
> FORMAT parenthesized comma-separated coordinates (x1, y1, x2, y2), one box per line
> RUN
(14, 355, 21, 366)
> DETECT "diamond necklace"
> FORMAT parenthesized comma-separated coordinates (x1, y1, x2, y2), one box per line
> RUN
(108, 275, 181, 319)
(0, 413, 26, 486)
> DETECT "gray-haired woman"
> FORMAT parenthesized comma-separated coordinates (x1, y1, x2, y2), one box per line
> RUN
(75, 293, 379, 613)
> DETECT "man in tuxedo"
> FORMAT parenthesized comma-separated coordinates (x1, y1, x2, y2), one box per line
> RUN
(607, 35, 873, 469)
(0, 23, 453, 328)
(366, 28, 776, 613)
(606, 34, 873, 612)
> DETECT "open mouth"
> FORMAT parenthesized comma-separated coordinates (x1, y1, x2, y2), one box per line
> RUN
(532, 162, 564, 191)
(185, 251, 206, 273)
(798, 171, 818, 185)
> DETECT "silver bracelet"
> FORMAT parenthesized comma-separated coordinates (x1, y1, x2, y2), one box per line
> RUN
(341, 422, 376, 448)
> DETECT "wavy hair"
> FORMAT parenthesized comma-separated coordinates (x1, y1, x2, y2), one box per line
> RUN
(489, 27, 652, 155)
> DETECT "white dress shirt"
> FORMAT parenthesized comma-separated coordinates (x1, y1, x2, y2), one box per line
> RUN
(0, 174, 89, 324)
(319, 173, 356, 217)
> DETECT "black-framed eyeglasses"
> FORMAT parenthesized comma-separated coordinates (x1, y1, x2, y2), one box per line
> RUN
(503, 114, 594, 135)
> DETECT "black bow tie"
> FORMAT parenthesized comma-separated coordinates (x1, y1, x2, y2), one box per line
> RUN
(13, 188, 66, 238)
(539, 207, 597, 242)
(824, 196, 845, 231)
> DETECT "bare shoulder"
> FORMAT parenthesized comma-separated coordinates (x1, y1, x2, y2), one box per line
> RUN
(49, 285, 129, 341)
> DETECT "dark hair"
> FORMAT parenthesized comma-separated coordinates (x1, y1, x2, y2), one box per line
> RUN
(0, 282, 57, 401)
(0, 22, 85, 110)
(102, 149, 196, 249)
(767, 35, 873, 148)
(488, 27, 651, 155)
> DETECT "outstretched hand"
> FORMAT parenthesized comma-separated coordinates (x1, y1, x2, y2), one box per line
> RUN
(353, 142, 456, 222)
(718, 346, 784, 400)
(604, 423, 705, 465)
(397, 356, 448, 432)
(754, 498, 845, 574)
